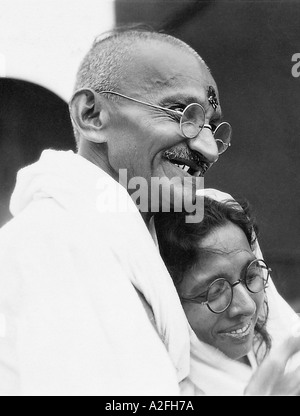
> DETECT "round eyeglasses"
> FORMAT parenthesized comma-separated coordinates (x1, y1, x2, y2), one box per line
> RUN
(179, 104, 232, 154)
(96, 90, 232, 155)
(180, 259, 271, 314)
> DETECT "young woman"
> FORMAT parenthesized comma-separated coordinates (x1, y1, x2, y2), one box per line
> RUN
(155, 197, 275, 394)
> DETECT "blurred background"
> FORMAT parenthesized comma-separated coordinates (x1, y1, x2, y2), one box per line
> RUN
(0, 0, 300, 311)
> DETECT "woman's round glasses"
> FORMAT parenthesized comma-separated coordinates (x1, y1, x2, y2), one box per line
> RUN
(96, 90, 232, 155)
(180, 259, 270, 314)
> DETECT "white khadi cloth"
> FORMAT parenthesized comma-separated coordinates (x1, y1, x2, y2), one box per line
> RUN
(0, 150, 190, 396)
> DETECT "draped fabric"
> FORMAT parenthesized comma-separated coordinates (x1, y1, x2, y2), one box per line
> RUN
(0, 150, 190, 396)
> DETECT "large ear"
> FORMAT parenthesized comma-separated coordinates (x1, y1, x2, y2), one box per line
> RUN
(69, 88, 107, 143)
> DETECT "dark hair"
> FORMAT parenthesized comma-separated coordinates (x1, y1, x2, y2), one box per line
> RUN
(155, 197, 271, 362)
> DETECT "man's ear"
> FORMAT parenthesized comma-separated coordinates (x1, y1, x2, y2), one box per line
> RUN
(69, 88, 107, 143)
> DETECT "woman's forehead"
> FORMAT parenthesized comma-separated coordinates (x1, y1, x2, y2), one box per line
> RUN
(198, 223, 252, 255)
(180, 224, 254, 291)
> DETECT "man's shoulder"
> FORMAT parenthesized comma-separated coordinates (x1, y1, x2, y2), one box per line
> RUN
(0, 198, 72, 251)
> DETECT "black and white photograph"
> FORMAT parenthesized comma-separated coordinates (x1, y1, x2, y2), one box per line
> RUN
(1, 0, 300, 398)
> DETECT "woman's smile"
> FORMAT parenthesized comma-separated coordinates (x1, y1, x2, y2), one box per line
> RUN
(218, 320, 253, 341)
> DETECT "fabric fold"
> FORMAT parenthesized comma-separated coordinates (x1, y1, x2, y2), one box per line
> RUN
(1, 150, 190, 395)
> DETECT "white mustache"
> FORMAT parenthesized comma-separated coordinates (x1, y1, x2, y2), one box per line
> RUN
(163, 144, 209, 172)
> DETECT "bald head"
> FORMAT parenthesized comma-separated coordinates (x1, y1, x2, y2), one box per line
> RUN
(72, 28, 210, 145)
(74, 28, 208, 95)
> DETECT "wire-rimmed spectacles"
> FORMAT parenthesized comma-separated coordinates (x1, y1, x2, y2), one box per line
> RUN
(96, 90, 232, 155)
(180, 259, 271, 314)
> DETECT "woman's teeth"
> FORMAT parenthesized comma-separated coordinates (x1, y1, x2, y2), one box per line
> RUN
(222, 323, 252, 339)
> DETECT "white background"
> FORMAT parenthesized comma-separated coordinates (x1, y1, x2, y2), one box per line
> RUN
(0, 0, 115, 100)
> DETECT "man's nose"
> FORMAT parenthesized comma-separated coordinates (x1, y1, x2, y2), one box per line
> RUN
(187, 125, 219, 164)
(227, 284, 257, 319)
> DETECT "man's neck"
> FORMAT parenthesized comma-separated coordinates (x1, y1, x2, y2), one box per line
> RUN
(78, 140, 152, 227)
(78, 140, 118, 181)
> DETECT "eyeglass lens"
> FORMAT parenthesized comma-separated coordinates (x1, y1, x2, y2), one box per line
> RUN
(207, 260, 269, 313)
(245, 259, 269, 293)
(214, 122, 232, 155)
(180, 104, 205, 139)
(207, 279, 232, 314)
(180, 104, 232, 154)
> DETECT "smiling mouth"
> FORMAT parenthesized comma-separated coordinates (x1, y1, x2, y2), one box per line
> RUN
(163, 147, 210, 177)
(220, 322, 252, 340)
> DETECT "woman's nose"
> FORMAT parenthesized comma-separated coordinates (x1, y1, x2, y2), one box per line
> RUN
(227, 284, 257, 318)
(187, 125, 219, 164)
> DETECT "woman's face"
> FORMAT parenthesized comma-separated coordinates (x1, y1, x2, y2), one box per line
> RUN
(178, 223, 265, 362)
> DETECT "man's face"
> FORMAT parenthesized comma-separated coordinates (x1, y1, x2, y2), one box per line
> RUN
(103, 40, 222, 212)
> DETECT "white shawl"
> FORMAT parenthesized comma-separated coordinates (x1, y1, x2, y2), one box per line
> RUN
(0, 150, 190, 396)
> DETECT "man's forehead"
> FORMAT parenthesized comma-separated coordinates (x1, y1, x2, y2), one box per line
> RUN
(121, 40, 218, 101)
